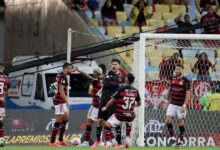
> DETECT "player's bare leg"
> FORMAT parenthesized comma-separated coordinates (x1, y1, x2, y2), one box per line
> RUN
(81, 119, 94, 146)
(166, 116, 175, 146)
(49, 115, 63, 146)
(56, 112, 69, 146)
(91, 118, 103, 148)
(177, 119, 185, 146)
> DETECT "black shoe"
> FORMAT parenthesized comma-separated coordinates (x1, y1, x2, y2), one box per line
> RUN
(167, 139, 176, 146)
(177, 140, 184, 147)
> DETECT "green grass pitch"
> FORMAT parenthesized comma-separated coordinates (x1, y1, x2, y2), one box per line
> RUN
(2, 146, 220, 150)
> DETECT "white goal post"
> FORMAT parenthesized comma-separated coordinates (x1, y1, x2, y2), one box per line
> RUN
(133, 33, 220, 147)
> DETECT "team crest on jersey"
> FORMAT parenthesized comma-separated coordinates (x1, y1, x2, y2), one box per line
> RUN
(179, 81, 183, 85)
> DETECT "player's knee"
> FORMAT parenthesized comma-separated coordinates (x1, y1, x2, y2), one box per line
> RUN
(0, 121, 3, 128)
(165, 116, 173, 124)
(87, 119, 94, 125)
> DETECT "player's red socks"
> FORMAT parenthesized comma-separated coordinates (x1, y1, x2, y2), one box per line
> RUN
(167, 123, 174, 137)
(96, 126, 102, 141)
(126, 124, 131, 137)
(85, 125, 92, 141)
(116, 126, 122, 145)
(179, 126, 185, 141)
(104, 127, 111, 141)
(58, 120, 68, 142)
(51, 122, 61, 143)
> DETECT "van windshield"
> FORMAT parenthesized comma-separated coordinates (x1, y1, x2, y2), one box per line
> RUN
(45, 73, 91, 97)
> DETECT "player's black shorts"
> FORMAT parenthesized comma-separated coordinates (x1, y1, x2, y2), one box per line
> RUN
(98, 94, 117, 120)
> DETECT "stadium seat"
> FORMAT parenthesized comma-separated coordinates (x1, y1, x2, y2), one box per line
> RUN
(154, 4, 170, 13)
(116, 11, 127, 22)
(124, 26, 139, 35)
(85, 10, 93, 20)
(151, 12, 162, 20)
(146, 71, 159, 80)
(148, 19, 165, 28)
(171, 5, 186, 14)
(216, 49, 220, 57)
(216, 58, 220, 64)
(215, 65, 220, 72)
(141, 26, 156, 33)
(182, 49, 198, 58)
(149, 57, 161, 67)
(162, 12, 176, 20)
(95, 11, 101, 21)
(90, 19, 99, 26)
(96, 26, 105, 35)
(106, 26, 122, 37)
(123, 4, 133, 17)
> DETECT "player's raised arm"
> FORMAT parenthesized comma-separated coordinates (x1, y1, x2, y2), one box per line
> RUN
(75, 66, 95, 82)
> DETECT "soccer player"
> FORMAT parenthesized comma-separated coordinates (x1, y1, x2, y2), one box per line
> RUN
(75, 66, 104, 146)
(96, 59, 125, 148)
(164, 64, 191, 146)
(101, 73, 141, 148)
(0, 63, 10, 147)
(49, 63, 73, 146)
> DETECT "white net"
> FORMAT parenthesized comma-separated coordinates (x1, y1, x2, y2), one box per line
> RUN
(131, 34, 220, 146)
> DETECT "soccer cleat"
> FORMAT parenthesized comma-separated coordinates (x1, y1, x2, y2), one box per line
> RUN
(0, 138, 4, 147)
(167, 138, 176, 147)
(124, 137, 130, 148)
(105, 141, 112, 149)
(56, 141, 69, 146)
(79, 141, 89, 147)
(177, 140, 184, 147)
(48, 142, 59, 146)
(91, 140, 101, 148)
(111, 138, 118, 146)
(114, 144, 124, 149)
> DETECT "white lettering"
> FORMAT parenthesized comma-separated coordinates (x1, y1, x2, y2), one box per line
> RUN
(207, 137, 215, 146)
(146, 137, 157, 147)
(188, 137, 197, 146)
(197, 137, 206, 146)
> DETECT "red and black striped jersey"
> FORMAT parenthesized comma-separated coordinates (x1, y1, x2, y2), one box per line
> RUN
(0, 73, 10, 108)
(112, 85, 141, 122)
(170, 76, 191, 106)
(92, 78, 103, 108)
(53, 73, 68, 105)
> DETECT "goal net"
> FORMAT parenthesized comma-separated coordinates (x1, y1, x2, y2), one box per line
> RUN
(131, 34, 220, 147)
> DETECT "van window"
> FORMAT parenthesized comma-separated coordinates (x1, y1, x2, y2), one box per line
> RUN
(34, 74, 45, 101)
(45, 73, 90, 97)
(21, 74, 34, 97)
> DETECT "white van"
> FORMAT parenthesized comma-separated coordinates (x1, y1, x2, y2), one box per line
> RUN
(7, 56, 98, 110)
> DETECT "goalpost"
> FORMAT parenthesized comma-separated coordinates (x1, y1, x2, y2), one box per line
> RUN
(132, 33, 220, 147)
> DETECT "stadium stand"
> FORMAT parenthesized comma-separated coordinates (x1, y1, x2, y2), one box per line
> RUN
(65, 0, 220, 81)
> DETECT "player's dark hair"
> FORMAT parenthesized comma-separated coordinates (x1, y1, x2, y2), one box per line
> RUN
(127, 73, 135, 84)
(63, 63, 72, 69)
(111, 58, 121, 65)
(99, 64, 106, 74)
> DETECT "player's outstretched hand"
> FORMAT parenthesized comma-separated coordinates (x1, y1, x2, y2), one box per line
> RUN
(102, 107, 107, 112)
